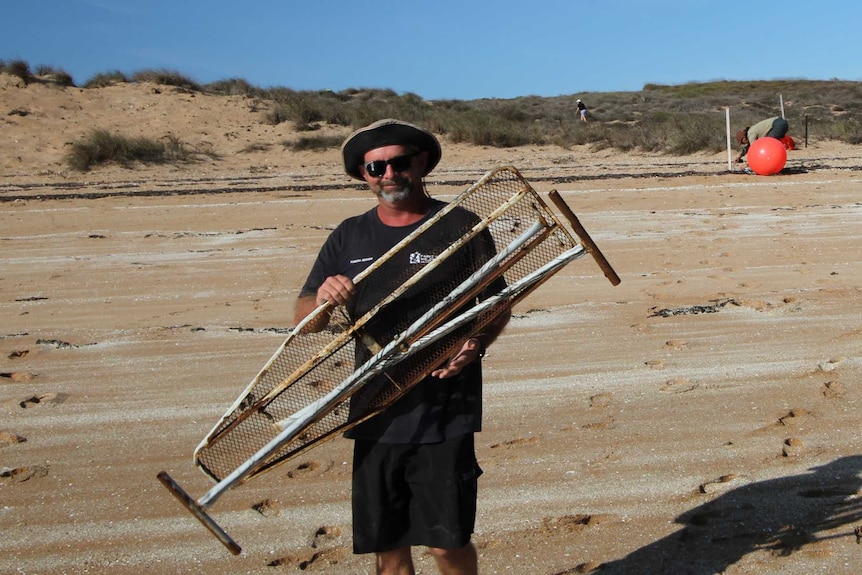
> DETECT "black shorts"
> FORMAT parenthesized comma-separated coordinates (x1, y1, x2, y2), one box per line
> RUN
(351, 434, 482, 554)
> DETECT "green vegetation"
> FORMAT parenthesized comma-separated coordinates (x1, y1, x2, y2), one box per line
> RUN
(204, 77, 262, 97)
(251, 79, 861, 152)
(65, 129, 217, 171)
(0, 59, 73, 86)
(83, 70, 129, 88)
(129, 69, 202, 92)
(4, 59, 861, 168)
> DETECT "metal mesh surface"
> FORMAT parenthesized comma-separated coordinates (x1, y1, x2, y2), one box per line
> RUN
(195, 167, 583, 483)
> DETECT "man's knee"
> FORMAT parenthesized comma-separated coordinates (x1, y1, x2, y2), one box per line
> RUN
(376, 547, 414, 574)
(427, 541, 477, 562)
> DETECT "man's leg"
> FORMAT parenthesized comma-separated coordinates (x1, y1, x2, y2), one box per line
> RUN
(428, 542, 478, 575)
(376, 547, 415, 575)
(407, 435, 480, 574)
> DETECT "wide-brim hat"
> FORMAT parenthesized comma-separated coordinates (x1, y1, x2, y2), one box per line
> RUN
(341, 119, 441, 180)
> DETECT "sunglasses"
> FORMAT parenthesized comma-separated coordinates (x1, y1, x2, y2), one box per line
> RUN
(364, 153, 418, 178)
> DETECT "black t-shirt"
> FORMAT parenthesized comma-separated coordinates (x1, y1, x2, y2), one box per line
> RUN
(299, 199, 502, 443)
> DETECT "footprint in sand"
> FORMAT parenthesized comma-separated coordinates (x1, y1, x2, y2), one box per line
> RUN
(782, 437, 805, 458)
(778, 408, 811, 426)
(1, 372, 38, 382)
(629, 322, 653, 334)
(749, 408, 813, 435)
(490, 437, 539, 449)
(816, 357, 844, 373)
(582, 417, 615, 430)
(589, 393, 612, 409)
(286, 459, 334, 479)
(18, 392, 67, 408)
(311, 525, 343, 548)
(267, 546, 348, 569)
(699, 473, 751, 494)
(251, 498, 282, 517)
(0, 464, 49, 482)
(0, 431, 27, 447)
(540, 514, 616, 535)
(822, 381, 844, 399)
(645, 359, 666, 369)
(660, 377, 697, 393)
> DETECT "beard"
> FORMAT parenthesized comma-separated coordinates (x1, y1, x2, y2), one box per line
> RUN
(376, 182, 412, 203)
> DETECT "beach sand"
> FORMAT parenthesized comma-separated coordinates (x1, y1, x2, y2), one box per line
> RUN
(2, 78, 862, 574)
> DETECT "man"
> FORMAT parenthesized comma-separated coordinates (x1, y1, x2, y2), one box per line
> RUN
(576, 99, 587, 122)
(294, 118, 510, 575)
(734, 116, 789, 163)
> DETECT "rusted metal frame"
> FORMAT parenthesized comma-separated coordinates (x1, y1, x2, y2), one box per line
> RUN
(196, 186, 533, 451)
(200, 200, 572, 480)
(225, 238, 590, 481)
(195, 220, 546, 506)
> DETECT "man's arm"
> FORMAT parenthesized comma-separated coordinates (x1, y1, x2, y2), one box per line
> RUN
(293, 294, 330, 333)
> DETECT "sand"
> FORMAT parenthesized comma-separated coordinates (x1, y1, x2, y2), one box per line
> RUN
(2, 78, 862, 574)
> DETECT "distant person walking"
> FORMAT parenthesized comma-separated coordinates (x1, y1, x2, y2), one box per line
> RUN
(576, 99, 587, 123)
(734, 116, 789, 163)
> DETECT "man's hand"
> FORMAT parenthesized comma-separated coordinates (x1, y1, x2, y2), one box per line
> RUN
(431, 338, 484, 379)
(432, 308, 510, 378)
(315, 275, 355, 307)
(293, 275, 355, 332)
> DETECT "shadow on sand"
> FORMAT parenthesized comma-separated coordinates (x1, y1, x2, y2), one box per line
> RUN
(568, 456, 862, 575)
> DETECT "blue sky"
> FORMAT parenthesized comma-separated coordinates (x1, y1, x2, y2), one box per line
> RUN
(3, 0, 859, 101)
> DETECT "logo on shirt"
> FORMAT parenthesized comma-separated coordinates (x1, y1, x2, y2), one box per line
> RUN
(349, 256, 374, 264)
(409, 251, 435, 265)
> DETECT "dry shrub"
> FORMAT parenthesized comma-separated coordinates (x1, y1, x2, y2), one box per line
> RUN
(65, 130, 209, 171)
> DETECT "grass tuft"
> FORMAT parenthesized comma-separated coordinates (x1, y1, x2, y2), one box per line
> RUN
(1, 59, 35, 84)
(65, 130, 214, 171)
(131, 69, 202, 92)
(84, 71, 129, 88)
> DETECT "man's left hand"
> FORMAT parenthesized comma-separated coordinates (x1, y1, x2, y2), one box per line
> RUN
(431, 338, 483, 378)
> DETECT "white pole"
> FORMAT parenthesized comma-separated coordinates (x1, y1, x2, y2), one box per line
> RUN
(726, 107, 732, 172)
(780, 94, 785, 119)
